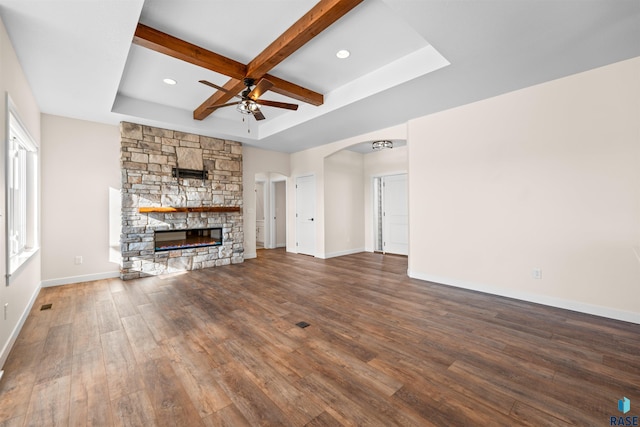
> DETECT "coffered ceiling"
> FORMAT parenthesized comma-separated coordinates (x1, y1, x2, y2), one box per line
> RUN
(1, 0, 638, 153)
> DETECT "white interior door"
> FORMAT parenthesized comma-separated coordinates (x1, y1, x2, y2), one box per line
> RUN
(382, 174, 408, 255)
(296, 175, 316, 256)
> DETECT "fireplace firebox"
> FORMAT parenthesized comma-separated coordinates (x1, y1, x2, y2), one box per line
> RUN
(154, 228, 222, 252)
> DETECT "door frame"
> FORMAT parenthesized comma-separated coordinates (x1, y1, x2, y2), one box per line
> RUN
(255, 179, 266, 248)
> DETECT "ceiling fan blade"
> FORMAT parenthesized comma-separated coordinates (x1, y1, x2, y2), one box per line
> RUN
(199, 80, 242, 99)
(249, 78, 274, 100)
(205, 101, 239, 110)
(254, 99, 299, 110)
(199, 80, 229, 92)
(252, 107, 266, 121)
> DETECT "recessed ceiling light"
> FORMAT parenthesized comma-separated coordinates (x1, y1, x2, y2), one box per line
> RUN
(163, 78, 177, 85)
(336, 49, 350, 59)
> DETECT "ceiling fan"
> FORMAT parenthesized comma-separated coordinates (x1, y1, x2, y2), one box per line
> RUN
(198, 78, 298, 121)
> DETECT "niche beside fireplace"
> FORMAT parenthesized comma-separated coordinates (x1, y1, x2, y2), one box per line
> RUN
(154, 228, 222, 252)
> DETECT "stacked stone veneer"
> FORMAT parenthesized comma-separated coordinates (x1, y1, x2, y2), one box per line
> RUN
(120, 122, 243, 280)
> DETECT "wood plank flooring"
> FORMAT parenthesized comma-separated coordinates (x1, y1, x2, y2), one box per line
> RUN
(1, 249, 639, 426)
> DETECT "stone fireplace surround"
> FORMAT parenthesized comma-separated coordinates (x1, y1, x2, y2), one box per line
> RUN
(120, 122, 243, 280)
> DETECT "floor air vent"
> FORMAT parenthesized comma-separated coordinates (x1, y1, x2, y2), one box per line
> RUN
(40, 304, 52, 311)
(296, 321, 310, 328)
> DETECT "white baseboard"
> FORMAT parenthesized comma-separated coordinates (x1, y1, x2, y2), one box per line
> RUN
(321, 248, 365, 259)
(41, 271, 121, 288)
(244, 251, 257, 260)
(0, 282, 40, 368)
(408, 270, 640, 325)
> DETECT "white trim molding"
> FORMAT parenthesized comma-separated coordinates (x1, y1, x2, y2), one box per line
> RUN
(40, 271, 120, 288)
(320, 248, 365, 260)
(408, 270, 640, 325)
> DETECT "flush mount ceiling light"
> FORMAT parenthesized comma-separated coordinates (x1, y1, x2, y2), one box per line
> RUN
(336, 49, 350, 59)
(372, 140, 393, 150)
(163, 78, 177, 85)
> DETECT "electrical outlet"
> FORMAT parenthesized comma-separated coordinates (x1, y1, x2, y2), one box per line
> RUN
(74, 256, 83, 265)
(532, 268, 542, 280)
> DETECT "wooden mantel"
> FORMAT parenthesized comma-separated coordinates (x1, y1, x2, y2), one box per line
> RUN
(138, 206, 241, 213)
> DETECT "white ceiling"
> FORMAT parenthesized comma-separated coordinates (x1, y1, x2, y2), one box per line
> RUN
(1, 0, 639, 153)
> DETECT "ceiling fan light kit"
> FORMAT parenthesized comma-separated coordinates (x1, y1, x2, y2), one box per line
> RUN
(199, 77, 297, 121)
(372, 140, 393, 150)
(237, 99, 259, 115)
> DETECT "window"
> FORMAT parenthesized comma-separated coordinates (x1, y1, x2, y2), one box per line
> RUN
(6, 100, 38, 279)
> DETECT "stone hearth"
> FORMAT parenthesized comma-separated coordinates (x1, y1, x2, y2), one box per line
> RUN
(119, 122, 243, 280)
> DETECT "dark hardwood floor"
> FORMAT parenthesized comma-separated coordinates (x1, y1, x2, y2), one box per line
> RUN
(0, 249, 638, 426)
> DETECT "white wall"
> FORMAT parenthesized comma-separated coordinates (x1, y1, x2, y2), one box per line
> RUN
(242, 146, 290, 259)
(40, 114, 121, 285)
(324, 150, 365, 257)
(408, 57, 640, 323)
(0, 17, 42, 367)
(363, 145, 408, 252)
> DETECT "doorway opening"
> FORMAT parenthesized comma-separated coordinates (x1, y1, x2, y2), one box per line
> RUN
(373, 174, 408, 255)
(255, 180, 265, 249)
(272, 179, 287, 248)
(255, 172, 287, 253)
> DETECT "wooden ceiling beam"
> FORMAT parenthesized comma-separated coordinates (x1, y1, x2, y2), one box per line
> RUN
(265, 75, 323, 106)
(246, 0, 364, 79)
(133, 24, 247, 80)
